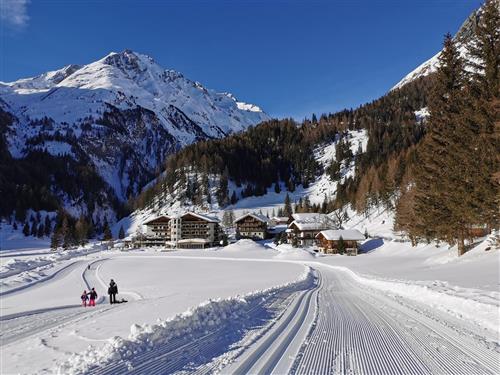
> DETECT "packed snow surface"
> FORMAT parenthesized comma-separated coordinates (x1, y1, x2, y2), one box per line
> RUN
(1, 235, 498, 374)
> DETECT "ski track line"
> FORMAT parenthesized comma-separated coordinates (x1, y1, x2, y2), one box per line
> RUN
(226, 270, 321, 375)
(0, 259, 122, 346)
(0, 259, 83, 297)
(291, 266, 500, 375)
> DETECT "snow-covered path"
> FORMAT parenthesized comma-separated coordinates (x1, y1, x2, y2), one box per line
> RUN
(1, 242, 498, 374)
(293, 266, 498, 374)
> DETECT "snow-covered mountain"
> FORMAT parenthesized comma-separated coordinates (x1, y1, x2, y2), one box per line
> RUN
(392, 8, 480, 90)
(0, 50, 269, 210)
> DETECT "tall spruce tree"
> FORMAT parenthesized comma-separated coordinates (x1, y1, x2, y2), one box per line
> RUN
(118, 225, 125, 239)
(466, 0, 500, 230)
(284, 193, 293, 218)
(413, 34, 477, 255)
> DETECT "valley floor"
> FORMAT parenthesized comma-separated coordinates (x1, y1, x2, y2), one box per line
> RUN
(0, 238, 498, 374)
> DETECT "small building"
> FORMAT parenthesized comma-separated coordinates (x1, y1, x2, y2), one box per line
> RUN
(234, 213, 269, 240)
(316, 229, 365, 256)
(177, 212, 221, 249)
(287, 213, 334, 247)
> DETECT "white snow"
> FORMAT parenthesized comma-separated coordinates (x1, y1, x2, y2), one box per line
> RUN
(1, 234, 498, 374)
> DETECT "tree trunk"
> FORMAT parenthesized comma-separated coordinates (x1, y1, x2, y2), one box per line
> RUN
(457, 231, 466, 256)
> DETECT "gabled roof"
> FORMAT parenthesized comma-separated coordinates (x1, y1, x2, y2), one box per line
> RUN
(234, 212, 269, 224)
(143, 215, 171, 225)
(182, 212, 220, 223)
(316, 229, 365, 241)
(289, 220, 328, 231)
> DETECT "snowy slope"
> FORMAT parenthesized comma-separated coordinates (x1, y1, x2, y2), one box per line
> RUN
(0, 50, 269, 206)
(391, 7, 479, 90)
(114, 129, 368, 237)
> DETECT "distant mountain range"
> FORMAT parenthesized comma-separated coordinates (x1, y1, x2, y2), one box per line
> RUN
(0, 50, 268, 222)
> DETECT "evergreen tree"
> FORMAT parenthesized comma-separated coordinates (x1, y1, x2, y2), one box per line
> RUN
(50, 230, 62, 250)
(37, 224, 45, 238)
(412, 34, 474, 255)
(118, 225, 125, 239)
(103, 219, 112, 241)
(465, 0, 500, 230)
(30, 218, 38, 236)
(75, 216, 89, 246)
(337, 236, 345, 255)
(230, 190, 238, 205)
(284, 193, 293, 218)
(217, 169, 229, 207)
(22, 222, 30, 236)
(44, 216, 51, 236)
(61, 215, 71, 249)
(274, 180, 281, 194)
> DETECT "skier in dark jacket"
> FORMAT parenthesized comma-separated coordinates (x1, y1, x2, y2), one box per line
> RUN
(108, 279, 118, 304)
(88, 287, 98, 306)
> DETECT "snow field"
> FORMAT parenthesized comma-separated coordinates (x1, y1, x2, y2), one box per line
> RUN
(1, 250, 307, 374)
(54, 265, 313, 374)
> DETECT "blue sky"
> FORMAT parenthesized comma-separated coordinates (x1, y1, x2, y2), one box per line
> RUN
(1, 0, 480, 119)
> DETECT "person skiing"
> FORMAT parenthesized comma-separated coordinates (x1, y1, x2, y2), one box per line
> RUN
(108, 279, 118, 304)
(81, 290, 89, 307)
(88, 287, 98, 307)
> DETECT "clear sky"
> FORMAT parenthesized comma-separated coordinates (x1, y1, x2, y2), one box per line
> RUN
(0, 0, 480, 119)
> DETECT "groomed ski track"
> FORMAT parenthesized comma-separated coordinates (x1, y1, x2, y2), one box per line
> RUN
(2, 255, 499, 374)
(221, 265, 499, 375)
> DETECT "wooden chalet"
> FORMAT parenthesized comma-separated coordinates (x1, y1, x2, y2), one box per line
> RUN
(316, 229, 365, 256)
(234, 213, 269, 240)
(286, 213, 334, 247)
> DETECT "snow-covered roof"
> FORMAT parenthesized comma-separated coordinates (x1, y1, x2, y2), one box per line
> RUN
(234, 212, 269, 224)
(182, 212, 220, 223)
(143, 216, 171, 225)
(288, 213, 333, 231)
(289, 221, 328, 231)
(316, 229, 365, 241)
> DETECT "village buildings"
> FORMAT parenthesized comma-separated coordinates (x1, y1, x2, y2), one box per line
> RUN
(316, 229, 365, 255)
(286, 213, 335, 247)
(234, 213, 269, 240)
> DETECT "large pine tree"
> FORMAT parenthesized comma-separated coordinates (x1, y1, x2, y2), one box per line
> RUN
(465, 0, 500, 230)
(412, 34, 472, 255)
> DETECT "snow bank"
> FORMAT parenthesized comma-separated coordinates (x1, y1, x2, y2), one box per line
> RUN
(54, 266, 312, 374)
(273, 244, 317, 261)
(0, 243, 105, 290)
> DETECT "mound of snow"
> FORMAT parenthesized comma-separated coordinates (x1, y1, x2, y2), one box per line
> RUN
(273, 244, 317, 260)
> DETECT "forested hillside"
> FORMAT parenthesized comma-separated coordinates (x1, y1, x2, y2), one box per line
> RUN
(135, 74, 431, 213)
